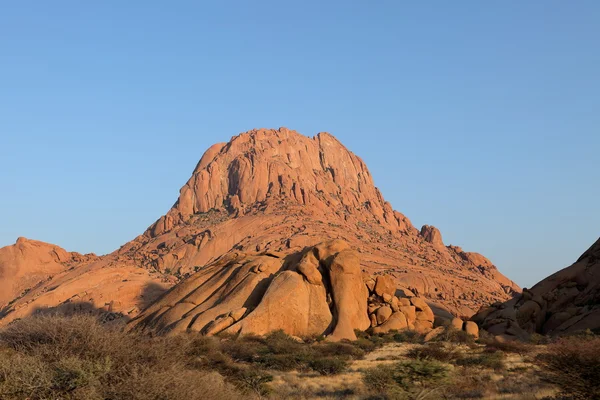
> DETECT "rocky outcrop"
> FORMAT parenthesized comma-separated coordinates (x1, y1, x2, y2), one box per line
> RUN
(0, 237, 97, 308)
(129, 241, 365, 340)
(0, 128, 519, 326)
(473, 237, 600, 339)
(129, 240, 446, 340)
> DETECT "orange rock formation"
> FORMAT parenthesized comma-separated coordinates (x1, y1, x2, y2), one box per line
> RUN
(0, 128, 519, 328)
(473, 237, 600, 339)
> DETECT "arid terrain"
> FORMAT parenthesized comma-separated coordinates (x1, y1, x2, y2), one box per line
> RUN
(0, 128, 519, 327)
(1, 128, 599, 399)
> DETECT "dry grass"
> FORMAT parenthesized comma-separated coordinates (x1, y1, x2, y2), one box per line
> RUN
(537, 335, 600, 400)
(0, 314, 581, 400)
(0, 314, 240, 400)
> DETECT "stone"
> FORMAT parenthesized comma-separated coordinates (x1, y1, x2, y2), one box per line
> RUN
(419, 225, 445, 250)
(424, 326, 446, 342)
(399, 298, 411, 307)
(376, 305, 393, 325)
(374, 275, 396, 298)
(413, 320, 433, 334)
(326, 249, 370, 341)
(296, 251, 323, 285)
(365, 279, 376, 293)
(477, 237, 600, 337)
(370, 313, 378, 327)
(410, 297, 429, 311)
(416, 310, 434, 322)
(390, 296, 400, 312)
(226, 270, 332, 337)
(395, 287, 417, 298)
(450, 318, 464, 331)
(372, 312, 408, 334)
(463, 321, 479, 338)
(399, 306, 416, 324)
(230, 308, 247, 321)
(204, 316, 235, 336)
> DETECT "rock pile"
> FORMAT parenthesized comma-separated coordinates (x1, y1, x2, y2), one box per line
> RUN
(364, 275, 434, 334)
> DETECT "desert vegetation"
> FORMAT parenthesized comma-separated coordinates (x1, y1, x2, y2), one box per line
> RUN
(1, 313, 598, 399)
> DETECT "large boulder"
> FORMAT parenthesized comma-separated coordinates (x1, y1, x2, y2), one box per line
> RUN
(129, 240, 373, 341)
(326, 249, 370, 341)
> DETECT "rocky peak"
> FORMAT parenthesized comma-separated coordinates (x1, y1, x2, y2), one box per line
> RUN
(148, 127, 411, 237)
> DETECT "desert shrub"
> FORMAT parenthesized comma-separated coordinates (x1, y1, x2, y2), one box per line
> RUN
(0, 315, 240, 400)
(307, 356, 348, 375)
(407, 343, 462, 363)
(395, 359, 450, 387)
(442, 368, 496, 399)
(259, 352, 306, 371)
(210, 330, 360, 376)
(456, 351, 504, 370)
(537, 335, 600, 399)
(0, 353, 54, 400)
(483, 338, 533, 355)
(433, 327, 476, 345)
(353, 337, 378, 352)
(528, 333, 549, 345)
(362, 364, 399, 393)
(393, 330, 425, 344)
(362, 359, 450, 398)
(314, 341, 365, 359)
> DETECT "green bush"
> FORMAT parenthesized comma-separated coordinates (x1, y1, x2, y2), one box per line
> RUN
(314, 341, 365, 359)
(362, 359, 450, 397)
(308, 356, 348, 375)
(362, 364, 399, 393)
(407, 343, 462, 363)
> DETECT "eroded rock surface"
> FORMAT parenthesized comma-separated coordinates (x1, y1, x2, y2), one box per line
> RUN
(129, 240, 451, 340)
(0, 128, 519, 326)
(473, 237, 600, 339)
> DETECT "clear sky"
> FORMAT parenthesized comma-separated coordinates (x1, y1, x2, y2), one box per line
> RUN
(1, 1, 598, 288)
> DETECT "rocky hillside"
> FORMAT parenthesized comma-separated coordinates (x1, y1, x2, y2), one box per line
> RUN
(128, 239, 480, 341)
(0, 128, 519, 326)
(473, 237, 600, 339)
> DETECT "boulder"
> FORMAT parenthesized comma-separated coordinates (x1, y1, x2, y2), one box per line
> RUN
(424, 326, 446, 342)
(370, 313, 378, 327)
(226, 270, 332, 337)
(296, 251, 323, 285)
(374, 275, 396, 298)
(376, 305, 393, 325)
(464, 321, 479, 338)
(326, 249, 370, 341)
(399, 306, 416, 324)
(413, 320, 433, 334)
(450, 318, 464, 331)
(372, 312, 408, 333)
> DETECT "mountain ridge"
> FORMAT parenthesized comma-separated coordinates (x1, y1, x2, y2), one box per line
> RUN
(0, 127, 519, 326)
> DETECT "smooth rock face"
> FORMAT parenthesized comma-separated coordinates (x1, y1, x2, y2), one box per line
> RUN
(0, 128, 519, 326)
(473, 237, 600, 338)
(374, 275, 396, 298)
(129, 241, 369, 340)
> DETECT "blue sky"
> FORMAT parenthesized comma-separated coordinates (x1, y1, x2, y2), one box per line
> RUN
(1, 1, 598, 288)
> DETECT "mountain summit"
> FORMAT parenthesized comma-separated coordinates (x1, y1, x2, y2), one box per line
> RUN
(0, 128, 519, 326)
